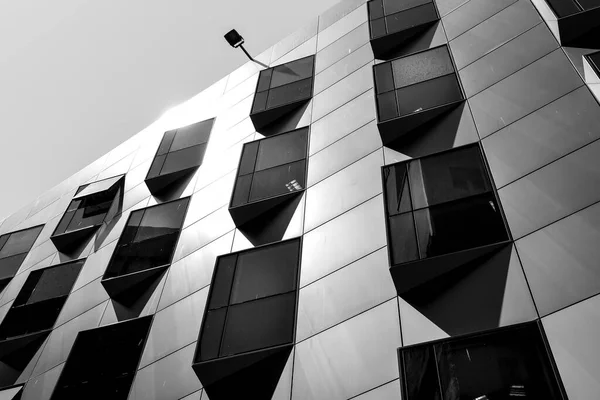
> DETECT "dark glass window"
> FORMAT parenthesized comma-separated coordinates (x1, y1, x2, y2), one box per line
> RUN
(145, 118, 214, 194)
(51, 176, 124, 252)
(51, 316, 152, 400)
(0, 260, 82, 389)
(103, 198, 190, 279)
(0, 225, 43, 287)
(374, 45, 463, 123)
(230, 127, 308, 224)
(545, 0, 599, 17)
(250, 56, 315, 131)
(196, 238, 300, 362)
(367, 0, 439, 57)
(383, 144, 508, 266)
(399, 322, 566, 399)
(0, 260, 83, 340)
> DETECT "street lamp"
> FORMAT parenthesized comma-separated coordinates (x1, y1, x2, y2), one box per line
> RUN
(224, 29, 252, 61)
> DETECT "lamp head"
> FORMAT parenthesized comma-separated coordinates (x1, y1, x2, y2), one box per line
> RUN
(224, 29, 244, 48)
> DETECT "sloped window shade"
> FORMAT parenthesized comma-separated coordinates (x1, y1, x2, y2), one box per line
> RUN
(250, 56, 315, 131)
(145, 118, 214, 194)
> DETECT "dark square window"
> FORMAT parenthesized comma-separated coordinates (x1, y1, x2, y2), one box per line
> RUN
(250, 56, 315, 131)
(382, 144, 510, 295)
(368, 0, 439, 58)
(229, 127, 308, 227)
(145, 118, 214, 194)
(0, 260, 82, 389)
(51, 176, 124, 253)
(399, 322, 566, 400)
(374, 45, 465, 145)
(0, 225, 43, 290)
(51, 316, 152, 400)
(101, 198, 189, 304)
(192, 239, 300, 399)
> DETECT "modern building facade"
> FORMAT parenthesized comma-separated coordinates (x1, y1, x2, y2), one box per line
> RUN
(0, 0, 600, 398)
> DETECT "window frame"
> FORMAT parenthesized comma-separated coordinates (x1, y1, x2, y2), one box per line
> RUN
(193, 237, 302, 366)
(397, 321, 568, 400)
(228, 127, 309, 227)
(380, 143, 512, 274)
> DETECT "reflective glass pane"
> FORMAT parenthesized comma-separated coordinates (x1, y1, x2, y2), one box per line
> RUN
(230, 240, 299, 304)
(157, 130, 176, 156)
(377, 91, 399, 121)
(266, 78, 312, 109)
(249, 160, 306, 201)
(0, 235, 8, 252)
(546, 0, 581, 17)
(54, 210, 76, 235)
(134, 199, 188, 243)
(374, 62, 395, 94)
(231, 174, 252, 207)
(409, 145, 492, 209)
(26, 262, 82, 304)
(255, 128, 308, 171)
(220, 292, 295, 356)
(414, 194, 508, 259)
(147, 154, 166, 179)
(252, 91, 268, 113)
(160, 144, 207, 175)
(579, 0, 600, 10)
(436, 324, 564, 399)
(208, 255, 237, 310)
(238, 141, 259, 176)
(170, 120, 213, 152)
(257, 69, 273, 92)
(389, 212, 418, 265)
(270, 57, 314, 88)
(588, 51, 600, 74)
(0, 253, 27, 280)
(199, 308, 227, 361)
(0, 227, 43, 258)
(383, 0, 429, 15)
(392, 46, 454, 89)
(385, 3, 438, 35)
(111, 233, 180, 275)
(402, 346, 442, 400)
(384, 164, 412, 216)
(396, 74, 462, 117)
(65, 207, 106, 232)
(53, 316, 152, 400)
(371, 17, 387, 39)
(369, 0, 384, 19)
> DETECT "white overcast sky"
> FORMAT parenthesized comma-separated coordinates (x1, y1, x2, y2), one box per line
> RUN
(0, 0, 340, 219)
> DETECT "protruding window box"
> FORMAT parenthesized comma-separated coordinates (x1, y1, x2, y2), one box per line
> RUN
(101, 198, 189, 306)
(50, 175, 125, 253)
(193, 239, 301, 399)
(374, 45, 464, 147)
(250, 56, 314, 132)
(398, 322, 566, 399)
(0, 225, 43, 292)
(368, 0, 439, 59)
(0, 260, 82, 389)
(545, 0, 600, 47)
(382, 144, 510, 296)
(145, 118, 214, 195)
(50, 316, 152, 400)
(229, 127, 308, 227)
